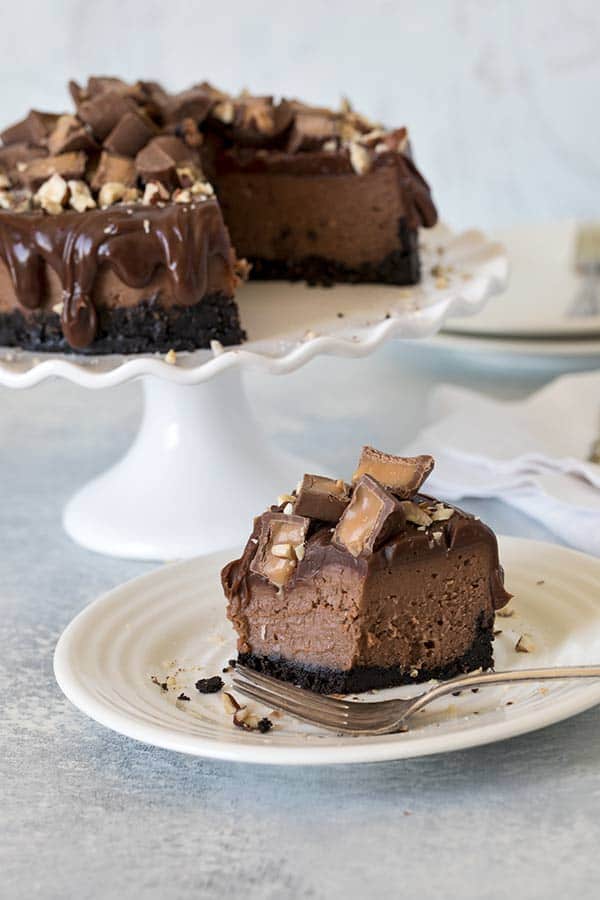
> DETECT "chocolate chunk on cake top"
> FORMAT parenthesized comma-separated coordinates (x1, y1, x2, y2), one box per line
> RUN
(222, 448, 511, 694)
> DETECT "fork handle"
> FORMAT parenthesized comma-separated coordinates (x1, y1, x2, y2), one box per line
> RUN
(410, 665, 600, 715)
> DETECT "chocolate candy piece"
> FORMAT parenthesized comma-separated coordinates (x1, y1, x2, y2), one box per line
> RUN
(1, 109, 58, 147)
(20, 152, 87, 190)
(103, 111, 156, 157)
(91, 152, 137, 190)
(286, 107, 338, 153)
(225, 97, 293, 146)
(135, 142, 177, 190)
(352, 446, 434, 498)
(47, 115, 98, 156)
(293, 474, 350, 522)
(135, 136, 195, 189)
(77, 90, 136, 141)
(332, 475, 405, 558)
(0, 143, 48, 181)
(250, 512, 310, 588)
(163, 87, 214, 125)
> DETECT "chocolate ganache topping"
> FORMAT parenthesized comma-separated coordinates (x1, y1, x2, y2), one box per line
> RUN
(0, 200, 235, 348)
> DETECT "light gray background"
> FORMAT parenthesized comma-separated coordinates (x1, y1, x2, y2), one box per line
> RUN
(1, 0, 599, 229)
(2, 3, 600, 898)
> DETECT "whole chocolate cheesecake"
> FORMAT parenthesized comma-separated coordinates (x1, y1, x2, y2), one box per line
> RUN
(0, 77, 437, 354)
(222, 448, 511, 694)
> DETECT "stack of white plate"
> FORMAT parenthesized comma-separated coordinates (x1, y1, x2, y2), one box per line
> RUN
(436, 220, 600, 371)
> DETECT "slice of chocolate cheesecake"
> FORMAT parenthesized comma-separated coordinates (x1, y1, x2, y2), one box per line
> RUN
(222, 448, 511, 694)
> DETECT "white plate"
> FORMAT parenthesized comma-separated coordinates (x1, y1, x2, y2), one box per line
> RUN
(423, 331, 600, 374)
(54, 536, 600, 765)
(445, 220, 600, 339)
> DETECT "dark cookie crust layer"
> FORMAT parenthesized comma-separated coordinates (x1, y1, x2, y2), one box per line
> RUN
(0, 293, 245, 354)
(238, 616, 494, 695)
(248, 223, 420, 287)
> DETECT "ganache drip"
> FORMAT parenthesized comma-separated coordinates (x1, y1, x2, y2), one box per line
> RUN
(0, 200, 234, 348)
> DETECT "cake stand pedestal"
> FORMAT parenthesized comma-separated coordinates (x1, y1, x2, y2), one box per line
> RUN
(63, 370, 313, 560)
(0, 224, 507, 560)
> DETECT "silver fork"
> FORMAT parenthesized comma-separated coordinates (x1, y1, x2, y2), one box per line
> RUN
(232, 663, 600, 735)
(570, 222, 600, 318)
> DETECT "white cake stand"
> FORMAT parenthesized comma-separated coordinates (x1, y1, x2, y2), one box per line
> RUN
(0, 225, 507, 560)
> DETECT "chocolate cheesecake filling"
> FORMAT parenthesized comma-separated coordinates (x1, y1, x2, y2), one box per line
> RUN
(222, 449, 511, 694)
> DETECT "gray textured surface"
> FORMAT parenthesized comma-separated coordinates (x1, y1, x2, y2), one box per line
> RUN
(2, 343, 600, 899)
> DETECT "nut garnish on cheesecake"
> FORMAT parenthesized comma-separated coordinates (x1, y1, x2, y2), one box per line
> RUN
(0, 77, 437, 354)
(222, 447, 511, 694)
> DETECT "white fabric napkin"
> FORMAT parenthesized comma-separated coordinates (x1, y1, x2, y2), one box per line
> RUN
(403, 370, 600, 556)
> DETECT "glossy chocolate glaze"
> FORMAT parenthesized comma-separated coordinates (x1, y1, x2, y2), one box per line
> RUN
(0, 199, 236, 348)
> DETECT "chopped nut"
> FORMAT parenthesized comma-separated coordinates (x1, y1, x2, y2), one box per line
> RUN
(213, 100, 235, 124)
(121, 186, 141, 204)
(431, 503, 455, 522)
(277, 494, 296, 505)
(400, 500, 432, 527)
(176, 165, 201, 188)
(164, 348, 177, 365)
(282, 503, 294, 515)
(189, 180, 214, 198)
(0, 172, 10, 189)
(0, 188, 32, 212)
(142, 180, 169, 205)
(143, 218, 150, 234)
(52, 302, 64, 315)
(497, 606, 515, 618)
(349, 142, 371, 175)
(322, 139, 338, 152)
(409, 667, 419, 679)
(294, 543, 305, 561)
(98, 181, 127, 207)
(515, 634, 535, 653)
(271, 542, 295, 559)
(173, 188, 192, 203)
(210, 339, 224, 356)
(222, 691, 241, 715)
(68, 179, 96, 212)
(35, 173, 68, 214)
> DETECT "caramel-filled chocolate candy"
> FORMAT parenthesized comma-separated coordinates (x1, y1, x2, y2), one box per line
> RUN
(20, 152, 87, 190)
(250, 512, 309, 588)
(333, 475, 405, 558)
(104, 111, 156, 157)
(0, 143, 47, 180)
(352, 446, 434, 498)
(293, 473, 350, 522)
(1, 109, 58, 147)
(47, 115, 98, 156)
(77, 90, 137, 141)
(91, 151, 137, 190)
